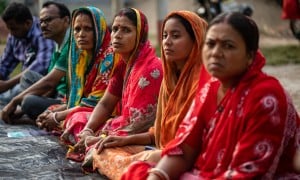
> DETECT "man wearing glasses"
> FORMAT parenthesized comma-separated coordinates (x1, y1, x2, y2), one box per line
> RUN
(1, 1, 71, 124)
(0, 2, 55, 110)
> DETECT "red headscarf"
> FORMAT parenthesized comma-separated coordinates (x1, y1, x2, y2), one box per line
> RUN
(163, 51, 300, 178)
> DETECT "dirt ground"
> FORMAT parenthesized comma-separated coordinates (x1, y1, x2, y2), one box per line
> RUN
(263, 64, 300, 112)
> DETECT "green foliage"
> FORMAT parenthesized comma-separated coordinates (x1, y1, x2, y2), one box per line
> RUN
(155, 45, 161, 57)
(0, 0, 7, 15)
(261, 45, 300, 65)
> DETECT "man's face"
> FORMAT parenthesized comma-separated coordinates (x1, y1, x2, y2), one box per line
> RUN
(39, 4, 68, 43)
(5, 19, 30, 39)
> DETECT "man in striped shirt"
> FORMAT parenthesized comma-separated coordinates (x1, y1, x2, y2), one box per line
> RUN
(0, 2, 54, 109)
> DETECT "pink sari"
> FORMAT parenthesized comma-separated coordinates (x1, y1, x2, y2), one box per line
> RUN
(100, 41, 163, 136)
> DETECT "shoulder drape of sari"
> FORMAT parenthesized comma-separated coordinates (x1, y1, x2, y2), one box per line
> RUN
(98, 8, 163, 136)
(102, 41, 162, 136)
(151, 11, 207, 149)
(163, 51, 300, 179)
(66, 6, 117, 108)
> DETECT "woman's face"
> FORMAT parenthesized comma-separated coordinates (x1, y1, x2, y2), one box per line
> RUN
(162, 17, 194, 70)
(73, 13, 94, 54)
(202, 23, 252, 86)
(111, 15, 137, 61)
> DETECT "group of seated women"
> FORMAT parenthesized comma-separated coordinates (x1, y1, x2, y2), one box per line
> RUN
(1, 4, 300, 180)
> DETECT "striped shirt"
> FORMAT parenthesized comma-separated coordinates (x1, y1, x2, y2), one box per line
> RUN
(0, 17, 55, 80)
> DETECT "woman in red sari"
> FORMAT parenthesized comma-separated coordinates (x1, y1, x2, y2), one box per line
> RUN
(122, 12, 300, 179)
(67, 7, 163, 161)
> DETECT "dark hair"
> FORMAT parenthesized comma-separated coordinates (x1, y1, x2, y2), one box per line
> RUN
(73, 9, 93, 23)
(42, 1, 71, 20)
(114, 8, 137, 27)
(113, 7, 148, 43)
(72, 9, 95, 46)
(165, 14, 195, 40)
(208, 12, 259, 54)
(2, 2, 33, 23)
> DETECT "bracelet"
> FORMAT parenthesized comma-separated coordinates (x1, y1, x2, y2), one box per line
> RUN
(52, 112, 60, 125)
(82, 128, 95, 135)
(148, 168, 170, 180)
(100, 134, 107, 138)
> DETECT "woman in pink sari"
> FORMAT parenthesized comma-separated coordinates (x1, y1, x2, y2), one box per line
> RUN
(66, 8, 162, 162)
(122, 12, 300, 179)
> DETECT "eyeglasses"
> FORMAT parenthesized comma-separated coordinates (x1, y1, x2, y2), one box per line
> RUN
(39, 16, 61, 25)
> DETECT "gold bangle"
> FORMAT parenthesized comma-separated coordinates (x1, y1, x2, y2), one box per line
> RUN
(67, 145, 74, 153)
(100, 134, 107, 138)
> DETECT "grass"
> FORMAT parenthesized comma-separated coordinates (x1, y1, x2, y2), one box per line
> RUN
(10, 63, 22, 78)
(261, 45, 300, 65)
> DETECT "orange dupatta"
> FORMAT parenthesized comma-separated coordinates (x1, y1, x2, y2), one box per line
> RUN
(151, 11, 208, 149)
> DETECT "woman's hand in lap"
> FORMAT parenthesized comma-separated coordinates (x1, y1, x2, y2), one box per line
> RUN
(95, 135, 129, 154)
(36, 111, 58, 131)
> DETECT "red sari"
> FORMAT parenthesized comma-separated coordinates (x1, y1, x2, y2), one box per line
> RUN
(122, 52, 300, 179)
(281, 0, 300, 19)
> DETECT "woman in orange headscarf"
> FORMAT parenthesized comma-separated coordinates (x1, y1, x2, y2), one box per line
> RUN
(91, 10, 207, 180)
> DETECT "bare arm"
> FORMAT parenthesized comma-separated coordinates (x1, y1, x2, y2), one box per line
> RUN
(148, 143, 198, 180)
(73, 91, 120, 152)
(0, 73, 22, 93)
(84, 91, 120, 132)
